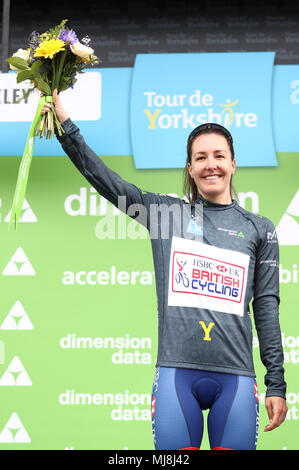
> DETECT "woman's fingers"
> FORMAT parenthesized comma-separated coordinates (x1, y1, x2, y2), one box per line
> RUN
(41, 89, 69, 123)
(52, 88, 69, 123)
(41, 89, 58, 115)
(53, 88, 59, 103)
(41, 103, 51, 114)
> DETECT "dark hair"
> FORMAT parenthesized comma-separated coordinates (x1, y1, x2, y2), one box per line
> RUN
(183, 123, 236, 202)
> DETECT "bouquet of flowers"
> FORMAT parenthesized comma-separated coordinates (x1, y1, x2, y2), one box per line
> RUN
(6, 19, 99, 228)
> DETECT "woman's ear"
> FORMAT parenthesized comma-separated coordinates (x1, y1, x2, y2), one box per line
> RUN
(231, 158, 236, 175)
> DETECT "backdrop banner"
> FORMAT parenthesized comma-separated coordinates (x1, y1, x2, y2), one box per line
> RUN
(1, 59, 299, 160)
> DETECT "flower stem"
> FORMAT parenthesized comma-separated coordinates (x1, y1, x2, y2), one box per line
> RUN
(55, 49, 67, 93)
(52, 58, 56, 91)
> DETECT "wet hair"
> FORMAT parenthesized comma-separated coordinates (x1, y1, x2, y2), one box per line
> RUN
(183, 123, 236, 202)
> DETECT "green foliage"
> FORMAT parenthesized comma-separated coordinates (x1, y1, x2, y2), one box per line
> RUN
(16, 70, 33, 83)
(6, 57, 29, 70)
(45, 19, 68, 39)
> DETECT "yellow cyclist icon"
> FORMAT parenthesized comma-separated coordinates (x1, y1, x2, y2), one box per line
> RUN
(219, 98, 239, 127)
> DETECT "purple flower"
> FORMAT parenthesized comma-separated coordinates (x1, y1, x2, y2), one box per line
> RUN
(58, 28, 78, 45)
(28, 30, 40, 50)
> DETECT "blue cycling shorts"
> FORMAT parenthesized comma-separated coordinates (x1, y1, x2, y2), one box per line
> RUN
(151, 367, 259, 450)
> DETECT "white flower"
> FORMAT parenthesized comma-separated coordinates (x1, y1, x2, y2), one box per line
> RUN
(9, 48, 30, 70)
(70, 41, 94, 59)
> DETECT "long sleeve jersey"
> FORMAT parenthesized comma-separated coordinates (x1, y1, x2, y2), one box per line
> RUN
(57, 118, 286, 398)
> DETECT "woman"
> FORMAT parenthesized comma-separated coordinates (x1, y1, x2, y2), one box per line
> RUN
(43, 90, 287, 450)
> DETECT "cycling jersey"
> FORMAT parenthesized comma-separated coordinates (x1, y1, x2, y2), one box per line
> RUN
(56, 118, 286, 399)
(151, 367, 259, 450)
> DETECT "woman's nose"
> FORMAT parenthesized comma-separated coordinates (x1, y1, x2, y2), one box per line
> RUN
(206, 156, 217, 169)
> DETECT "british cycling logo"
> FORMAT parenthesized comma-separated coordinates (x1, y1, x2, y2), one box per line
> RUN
(143, 90, 257, 131)
(168, 237, 250, 316)
(172, 251, 243, 302)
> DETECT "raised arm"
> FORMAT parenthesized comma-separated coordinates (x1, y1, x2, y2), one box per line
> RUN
(42, 89, 153, 224)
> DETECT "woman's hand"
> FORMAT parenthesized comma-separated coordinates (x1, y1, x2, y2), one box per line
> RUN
(264, 396, 288, 431)
(41, 88, 69, 124)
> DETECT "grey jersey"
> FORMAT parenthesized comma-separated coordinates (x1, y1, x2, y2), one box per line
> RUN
(57, 119, 286, 398)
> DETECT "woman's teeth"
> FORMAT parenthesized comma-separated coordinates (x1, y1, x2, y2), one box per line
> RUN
(204, 175, 220, 180)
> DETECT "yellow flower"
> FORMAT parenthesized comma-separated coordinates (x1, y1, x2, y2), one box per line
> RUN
(34, 38, 65, 59)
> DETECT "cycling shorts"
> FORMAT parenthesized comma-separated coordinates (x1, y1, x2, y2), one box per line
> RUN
(151, 367, 259, 450)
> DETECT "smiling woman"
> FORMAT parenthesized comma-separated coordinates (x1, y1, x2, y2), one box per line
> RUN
(42, 93, 287, 450)
(183, 122, 236, 203)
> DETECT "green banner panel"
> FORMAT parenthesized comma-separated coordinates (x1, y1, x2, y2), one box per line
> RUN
(0, 152, 298, 450)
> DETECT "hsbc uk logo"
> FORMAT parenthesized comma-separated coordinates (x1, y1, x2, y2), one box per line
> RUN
(216, 264, 227, 273)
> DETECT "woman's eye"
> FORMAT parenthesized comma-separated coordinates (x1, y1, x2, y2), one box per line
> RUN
(216, 155, 224, 159)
